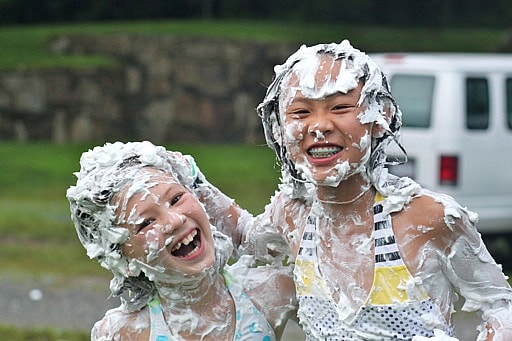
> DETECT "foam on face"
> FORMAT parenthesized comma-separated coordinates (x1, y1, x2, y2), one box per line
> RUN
(275, 41, 388, 187)
(69, 143, 235, 284)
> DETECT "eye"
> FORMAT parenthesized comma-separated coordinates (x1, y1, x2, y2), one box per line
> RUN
(332, 104, 353, 111)
(170, 193, 184, 206)
(286, 109, 310, 119)
(136, 218, 155, 233)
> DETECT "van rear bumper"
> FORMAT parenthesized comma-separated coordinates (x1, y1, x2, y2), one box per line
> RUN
(470, 206, 512, 234)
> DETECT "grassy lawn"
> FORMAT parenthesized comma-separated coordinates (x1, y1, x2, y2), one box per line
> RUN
(0, 324, 88, 341)
(0, 19, 506, 69)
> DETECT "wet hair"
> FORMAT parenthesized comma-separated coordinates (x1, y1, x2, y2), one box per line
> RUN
(66, 141, 228, 311)
(256, 40, 405, 198)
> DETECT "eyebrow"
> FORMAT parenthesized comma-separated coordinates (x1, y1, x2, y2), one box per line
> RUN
(289, 91, 357, 104)
(288, 96, 310, 104)
(153, 183, 182, 205)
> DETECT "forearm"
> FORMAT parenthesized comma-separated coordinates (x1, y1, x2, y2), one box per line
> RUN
(181, 153, 290, 261)
(443, 233, 512, 340)
(176, 152, 253, 249)
(194, 179, 253, 249)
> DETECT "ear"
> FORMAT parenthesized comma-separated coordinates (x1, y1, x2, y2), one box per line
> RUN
(371, 103, 392, 138)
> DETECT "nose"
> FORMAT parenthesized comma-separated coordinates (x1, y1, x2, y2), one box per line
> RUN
(161, 212, 187, 234)
(308, 113, 333, 139)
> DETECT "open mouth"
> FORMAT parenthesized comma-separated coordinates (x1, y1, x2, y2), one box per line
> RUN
(171, 229, 201, 258)
(307, 146, 342, 159)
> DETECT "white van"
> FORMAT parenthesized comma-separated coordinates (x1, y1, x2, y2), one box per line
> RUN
(371, 53, 512, 236)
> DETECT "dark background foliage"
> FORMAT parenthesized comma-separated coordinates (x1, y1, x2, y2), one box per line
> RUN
(1, 0, 511, 28)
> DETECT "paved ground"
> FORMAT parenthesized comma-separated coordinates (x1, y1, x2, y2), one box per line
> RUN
(1, 272, 481, 340)
(0, 272, 305, 339)
(0, 272, 118, 333)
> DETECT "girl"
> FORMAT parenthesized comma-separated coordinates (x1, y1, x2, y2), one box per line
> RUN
(205, 40, 512, 340)
(67, 141, 296, 340)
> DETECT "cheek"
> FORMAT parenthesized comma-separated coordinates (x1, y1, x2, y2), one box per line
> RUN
(145, 229, 166, 263)
(351, 130, 371, 152)
(345, 120, 371, 142)
(124, 230, 162, 260)
(123, 234, 150, 260)
(283, 119, 305, 145)
(188, 202, 209, 225)
(283, 120, 307, 164)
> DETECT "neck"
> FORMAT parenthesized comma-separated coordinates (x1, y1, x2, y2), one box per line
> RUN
(156, 274, 234, 338)
(157, 271, 228, 307)
(317, 174, 372, 205)
(156, 272, 218, 306)
(314, 174, 376, 234)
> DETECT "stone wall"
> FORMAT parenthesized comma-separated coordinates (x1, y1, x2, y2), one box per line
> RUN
(0, 34, 299, 144)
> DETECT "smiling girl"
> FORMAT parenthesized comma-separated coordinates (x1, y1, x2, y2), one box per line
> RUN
(67, 141, 296, 341)
(254, 40, 512, 340)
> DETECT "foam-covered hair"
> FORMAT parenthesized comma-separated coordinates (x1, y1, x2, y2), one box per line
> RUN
(66, 141, 218, 311)
(256, 40, 404, 198)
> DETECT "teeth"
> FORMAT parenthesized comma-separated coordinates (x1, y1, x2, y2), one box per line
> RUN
(308, 146, 342, 158)
(171, 229, 197, 252)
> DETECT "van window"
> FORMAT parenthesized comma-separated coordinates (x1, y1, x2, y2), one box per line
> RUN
(507, 78, 512, 129)
(466, 78, 489, 130)
(390, 75, 434, 128)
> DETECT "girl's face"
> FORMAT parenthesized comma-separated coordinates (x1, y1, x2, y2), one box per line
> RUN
(116, 169, 215, 280)
(281, 56, 372, 186)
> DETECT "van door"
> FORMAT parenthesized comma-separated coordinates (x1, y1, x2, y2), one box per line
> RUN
(386, 73, 439, 188)
(457, 74, 512, 231)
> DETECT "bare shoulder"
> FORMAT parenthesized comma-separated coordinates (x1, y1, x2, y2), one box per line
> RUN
(92, 306, 150, 340)
(408, 192, 446, 222)
(393, 191, 457, 248)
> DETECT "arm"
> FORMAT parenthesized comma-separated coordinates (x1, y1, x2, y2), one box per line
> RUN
(228, 257, 298, 339)
(165, 151, 253, 249)
(432, 193, 512, 340)
(168, 150, 293, 263)
(193, 176, 253, 250)
(179, 152, 292, 261)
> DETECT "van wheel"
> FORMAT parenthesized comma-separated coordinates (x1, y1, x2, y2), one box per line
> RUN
(481, 233, 512, 273)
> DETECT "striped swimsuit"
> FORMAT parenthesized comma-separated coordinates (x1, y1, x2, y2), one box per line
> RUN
(294, 193, 454, 340)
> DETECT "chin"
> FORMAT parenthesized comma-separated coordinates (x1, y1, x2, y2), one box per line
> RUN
(308, 169, 348, 187)
(317, 176, 343, 187)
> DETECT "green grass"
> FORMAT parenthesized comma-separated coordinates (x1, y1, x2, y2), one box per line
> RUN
(0, 324, 88, 341)
(0, 142, 280, 277)
(0, 19, 506, 69)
